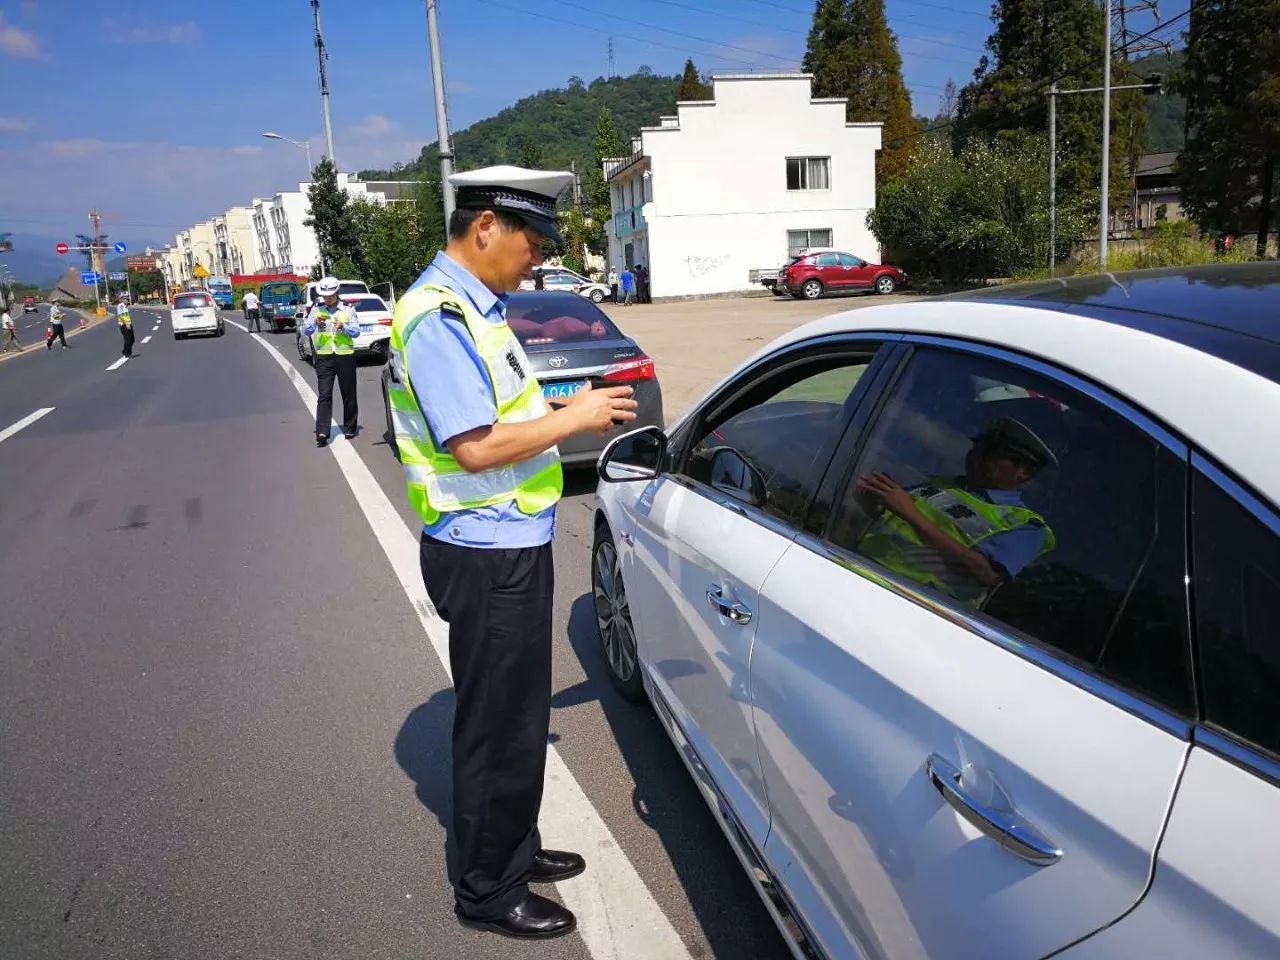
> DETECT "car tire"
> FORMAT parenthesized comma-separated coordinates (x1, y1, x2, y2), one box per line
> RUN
(772, 286, 788, 297)
(382, 381, 399, 460)
(174, 332, 183, 340)
(802, 279, 824, 300)
(875, 275, 897, 295)
(592, 522, 646, 702)
(296, 334, 309, 363)
(589, 289, 605, 303)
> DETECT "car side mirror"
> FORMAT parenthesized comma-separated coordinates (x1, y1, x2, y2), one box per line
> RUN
(597, 425, 667, 483)
(709, 446, 767, 507)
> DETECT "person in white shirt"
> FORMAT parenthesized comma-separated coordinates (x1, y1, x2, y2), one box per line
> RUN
(1, 309, 21, 352)
(47, 302, 69, 350)
(242, 289, 262, 332)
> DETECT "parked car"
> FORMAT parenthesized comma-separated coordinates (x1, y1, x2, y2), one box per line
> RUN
(170, 290, 223, 339)
(381, 290, 663, 466)
(296, 292, 392, 364)
(519, 267, 613, 303)
(207, 275, 234, 309)
(591, 263, 1280, 960)
(22, 295, 37, 313)
(780, 248, 907, 300)
(259, 281, 302, 333)
(295, 278, 371, 326)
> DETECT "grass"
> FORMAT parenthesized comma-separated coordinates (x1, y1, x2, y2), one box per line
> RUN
(769, 363, 868, 405)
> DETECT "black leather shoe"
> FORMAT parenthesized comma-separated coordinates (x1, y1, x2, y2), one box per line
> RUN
(456, 892, 576, 940)
(529, 848, 586, 883)
(316, 434, 328, 448)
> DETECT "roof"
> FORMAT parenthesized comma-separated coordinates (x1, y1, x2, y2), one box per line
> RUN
(1137, 152, 1178, 175)
(674, 267, 1280, 509)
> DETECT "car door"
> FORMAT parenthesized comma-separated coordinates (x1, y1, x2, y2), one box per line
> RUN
(812, 252, 845, 289)
(622, 339, 892, 847)
(749, 340, 1196, 960)
(838, 253, 874, 288)
(1058, 458, 1280, 959)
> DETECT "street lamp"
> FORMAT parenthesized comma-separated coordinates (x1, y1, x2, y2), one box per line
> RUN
(263, 132, 314, 176)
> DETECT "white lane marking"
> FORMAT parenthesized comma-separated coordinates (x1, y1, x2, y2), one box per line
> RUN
(106, 357, 128, 371)
(243, 332, 692, 960)
(141, 335, 152, 344)
(226, 318, 247, 332)
(0, 407, 55, 444)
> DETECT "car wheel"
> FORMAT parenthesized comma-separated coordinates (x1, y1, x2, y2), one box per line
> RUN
(174, 332, 183, 340)
(589, 289, 605, 303)
(802, 279, 824, 300)
(382, 382, 399, 459)
(296, 334, 309, 362)
(876, 275, 897, 295)
(772, 286, 788, 297)
(592, 522, 645, 702)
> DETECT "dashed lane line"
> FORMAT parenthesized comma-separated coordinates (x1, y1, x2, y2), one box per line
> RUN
(105, 357, 128, 371)
(235, 318, 694, 960)
(141, 335, 152, 344)
(0, 407, 55, 444)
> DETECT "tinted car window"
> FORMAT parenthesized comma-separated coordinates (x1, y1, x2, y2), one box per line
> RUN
(347, 298, 388, 313)
(838, 254, 863, 267)
(174, 293, 210, 310)
(682, 353, 875, 526)
(827, 347, 1194, 714)
(814, 253, 839, 267)
(505, 292, 621, 345)
(260, 283, 300, 303)
(1192, 468, 1280, 757)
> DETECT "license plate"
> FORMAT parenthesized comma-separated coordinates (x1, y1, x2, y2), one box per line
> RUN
(543, 380, 586, 401)
(360, 324, 376, 332)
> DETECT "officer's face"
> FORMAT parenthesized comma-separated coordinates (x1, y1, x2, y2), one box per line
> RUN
(966, 441, 1036, 489)
(323, 293, 339, 308)
(478, 213, 544, 291)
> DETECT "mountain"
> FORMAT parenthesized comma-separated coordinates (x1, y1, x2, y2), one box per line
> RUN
(1132, 48, 1186, 153)
(0, 233, 75, 285)
(359, 72, 682, 180)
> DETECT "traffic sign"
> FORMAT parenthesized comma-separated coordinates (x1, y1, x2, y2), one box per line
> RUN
(109, 271, 127, 281)
(56, 242, 69, 255)
(113, 242, 127, 254)
(193, 263, 210, 278)
(81, 271, 102, 285)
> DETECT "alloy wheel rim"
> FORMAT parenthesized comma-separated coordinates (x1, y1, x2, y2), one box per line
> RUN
(594, 541, 637, 681)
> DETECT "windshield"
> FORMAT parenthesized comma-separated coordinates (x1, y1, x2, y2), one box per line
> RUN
(506, 292, 622, 346)
(310, 281, 368, 301)
(207, 281, 232, 291)
(174, 293, 211, 310)
(260, 283, 299, 303)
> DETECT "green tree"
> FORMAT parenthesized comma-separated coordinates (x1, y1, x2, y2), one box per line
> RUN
(1179, 0, 1280, 256)
(518, 139, 547, 169)
(867, 134, 1090, 283)
(304, 158, 360, 271)
(803, 0, 919, 183)
(415, 172, 447, 258)
(348, 200, 428, 297)
(954, 0, 1147, 214)
(582, 107, 625, 256)
(676, 58, 712, 101)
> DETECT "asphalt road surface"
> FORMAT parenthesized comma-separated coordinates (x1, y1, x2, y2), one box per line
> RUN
(0, 308, 792, 959)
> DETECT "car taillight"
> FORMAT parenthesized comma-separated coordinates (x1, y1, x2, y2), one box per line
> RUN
(602, 355, 655, 382)
(377, 318, 393, 326)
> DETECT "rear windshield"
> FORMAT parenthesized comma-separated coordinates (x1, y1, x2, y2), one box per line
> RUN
(346, 298, 388, 313)
(310, 282, 368, 301)
(174, 293, 211, 309)
(260, 283, 300, 302)
(506, 292, 622, 346)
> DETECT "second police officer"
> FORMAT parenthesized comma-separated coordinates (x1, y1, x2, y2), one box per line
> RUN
(303, 277, 361, 446)
(387, 165, 638, 940)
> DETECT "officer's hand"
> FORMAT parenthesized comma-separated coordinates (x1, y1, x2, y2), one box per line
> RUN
(565, 381, 638, 435)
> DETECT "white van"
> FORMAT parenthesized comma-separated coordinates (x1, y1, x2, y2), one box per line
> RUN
(171, 290, 224, 339)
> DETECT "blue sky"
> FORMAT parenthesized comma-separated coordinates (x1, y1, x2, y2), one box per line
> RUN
(1, 0, 1178, 256)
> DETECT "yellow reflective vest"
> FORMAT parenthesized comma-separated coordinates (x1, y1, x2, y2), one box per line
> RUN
(307, 302, 358, 355)
(388, 283, 562, 526)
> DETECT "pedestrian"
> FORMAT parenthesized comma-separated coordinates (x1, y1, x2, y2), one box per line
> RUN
(303, 277, 361, 446)
(242, 289, 262, 333)
(1, 308, 21, 352)
(533, 267, 544, 291)
(607, 265, 619, 303)
(387, 165, 638, 940)
(47, 302, 70, 350)
(634, 262, 649, 303)
(620, 265, 635, 305)
(116, 295, 134, 358)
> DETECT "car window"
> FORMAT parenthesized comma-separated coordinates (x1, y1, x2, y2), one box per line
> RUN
(814, 253, 839, 267)
(681, 352, 877, 527)
(505, 292, 621, 345)
(826, 346, 1194, 714)
(838, 254, 863, 267)
(346, 298, 388, 313)
(1192, 467, 1280, 758)
(174, 293, 210, 310)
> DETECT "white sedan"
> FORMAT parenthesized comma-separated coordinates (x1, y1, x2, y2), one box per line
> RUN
(519, 267, 613, 303)
(592, 263, 1280, 960)
(295, 293, 392, 364)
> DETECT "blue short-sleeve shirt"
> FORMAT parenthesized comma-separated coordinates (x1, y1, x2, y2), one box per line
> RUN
(968, 487, 1048, 578)
(403, 251, 555, 549)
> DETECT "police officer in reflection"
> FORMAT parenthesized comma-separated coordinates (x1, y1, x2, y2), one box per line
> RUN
(855, 417, 1057, 607)
(387, 166, 638, 940)
(303, 277, 361, 446)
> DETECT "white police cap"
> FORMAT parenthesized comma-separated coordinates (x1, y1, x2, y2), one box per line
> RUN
(448, 165, 574, 244)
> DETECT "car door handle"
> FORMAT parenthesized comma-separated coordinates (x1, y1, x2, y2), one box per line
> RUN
(926, 753, 1062, 867)
(706, 585, 752, 625)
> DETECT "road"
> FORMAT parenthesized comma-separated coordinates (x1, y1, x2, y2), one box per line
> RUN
(0, 306, 793, 959)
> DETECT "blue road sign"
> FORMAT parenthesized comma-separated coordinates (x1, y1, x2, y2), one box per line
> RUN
(81, 271, 102, 285)
(113, 242, 127, 254)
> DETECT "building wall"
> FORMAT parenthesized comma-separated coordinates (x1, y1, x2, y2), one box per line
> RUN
(607, 74, 882, 299)
(224, 207, 259, 274)
(251, 198, 279, 271)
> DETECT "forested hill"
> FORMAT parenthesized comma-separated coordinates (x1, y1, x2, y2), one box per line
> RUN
(358, 72, 680, 180)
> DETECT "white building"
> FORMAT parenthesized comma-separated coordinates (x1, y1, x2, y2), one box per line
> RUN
(604, 73, 882, 300)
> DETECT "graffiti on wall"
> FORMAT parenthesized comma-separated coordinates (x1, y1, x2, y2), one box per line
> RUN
(683, 254, 731, 278)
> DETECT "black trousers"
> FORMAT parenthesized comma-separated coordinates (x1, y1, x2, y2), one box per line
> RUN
(419, 534, 555, 921)
(314, 353, 358, 437)
(245, 307, 262, 332)
(47, 324, 67, 348)
(119, 325, 134, 357)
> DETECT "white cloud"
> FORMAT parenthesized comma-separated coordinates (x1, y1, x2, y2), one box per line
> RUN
(106, 20, 201, 45)
(0, 13, 41, 58)
(44, 138, 109, 158)
(229, 145, 264, 156)
(0, 116, 31, 132)
(349, 115, 397, 139)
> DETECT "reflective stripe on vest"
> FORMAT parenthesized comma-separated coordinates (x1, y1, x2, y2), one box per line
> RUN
(311, 303, 356, 355)
(858, 481, 1055, 608)
(388, 282, 562, 525)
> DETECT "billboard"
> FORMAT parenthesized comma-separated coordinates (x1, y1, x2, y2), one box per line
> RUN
(126, 255, 160, 272)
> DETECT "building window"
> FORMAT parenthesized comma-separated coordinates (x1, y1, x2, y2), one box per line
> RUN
(786, 157, 830, 191)
(787, 228, 833, 258)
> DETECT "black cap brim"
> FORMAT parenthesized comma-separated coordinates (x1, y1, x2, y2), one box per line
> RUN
(512, 210, 563, 245)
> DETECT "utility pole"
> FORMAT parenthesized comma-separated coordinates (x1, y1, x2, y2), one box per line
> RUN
(425, 0, 455, 223)
(1100, 0, 1112, 268)
(1048, 83, 1057, 271)
(90, 210, 112, 302)
(608, 37, 615, 79)
(312, 0, 337, 167)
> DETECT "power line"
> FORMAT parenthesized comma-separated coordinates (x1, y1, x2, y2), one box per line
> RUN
(740, 0, 993, 18)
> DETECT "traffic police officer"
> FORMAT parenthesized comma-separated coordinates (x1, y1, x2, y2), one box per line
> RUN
(388, 165, 638, 939)
(115, 294, 134, 358)
(303, 277, 361, 446)
(855, 416, 1057, 607)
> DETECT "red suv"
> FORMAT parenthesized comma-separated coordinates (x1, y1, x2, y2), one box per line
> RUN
(780, 249, 906, 300)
